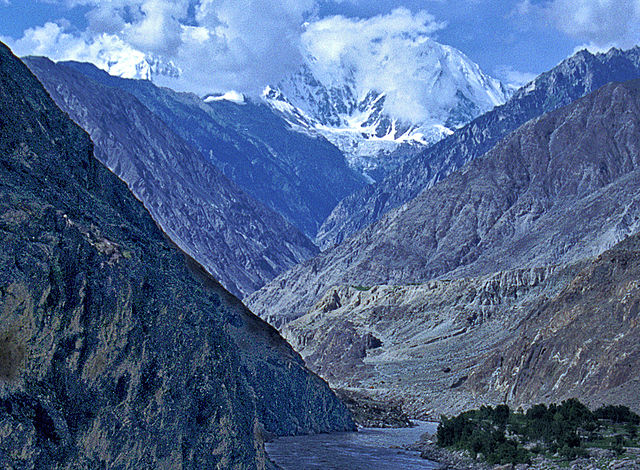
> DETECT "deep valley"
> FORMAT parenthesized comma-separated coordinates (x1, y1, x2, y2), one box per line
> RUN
(2, 7, 640, 468)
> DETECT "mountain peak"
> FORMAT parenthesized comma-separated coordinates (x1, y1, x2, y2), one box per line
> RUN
(263, 37, 510, 181)
(315, 45, 640, 249)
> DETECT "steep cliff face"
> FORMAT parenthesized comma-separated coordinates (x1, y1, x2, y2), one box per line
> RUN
(0, 42, 352, 469)
(468, 233, 640, 412)
(55, 60, 366, 239)
(247, 79, 640, 324)
(317, 46, 640, 249)
(23, 56, 318, 299)
(280, 266, 583, 418)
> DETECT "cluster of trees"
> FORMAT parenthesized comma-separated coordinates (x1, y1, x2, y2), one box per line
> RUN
(437, 400, 640, 465)
(437, 404, 529, 465)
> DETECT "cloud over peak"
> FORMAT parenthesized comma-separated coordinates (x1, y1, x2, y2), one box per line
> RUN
(6, 0, 317, 94)
(299, 8, 508, 124)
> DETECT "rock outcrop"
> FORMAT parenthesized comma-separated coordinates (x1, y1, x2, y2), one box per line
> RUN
(247, 79, 640, 324)
(468, 232, 640, 412)
(317, 46, 640, 249)
(0, 42, 353, 469)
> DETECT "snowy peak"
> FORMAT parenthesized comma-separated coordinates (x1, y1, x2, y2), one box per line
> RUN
(103, 54, 181, 82)
(263, 37, 511, 180)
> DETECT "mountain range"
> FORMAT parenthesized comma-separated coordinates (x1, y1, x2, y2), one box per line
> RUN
(24, 38, 512, 299)
(317, 46, 640, 249)
(247, 66, 640, 325)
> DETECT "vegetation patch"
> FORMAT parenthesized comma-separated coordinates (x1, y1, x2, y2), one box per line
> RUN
(352, 285, 371, 291)
(437, 399, 640, 466)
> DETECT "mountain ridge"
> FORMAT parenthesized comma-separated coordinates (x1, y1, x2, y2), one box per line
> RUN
(54, 59, 366, 239)
(24, 56, 319, 298)
(316, 46, 640, 249)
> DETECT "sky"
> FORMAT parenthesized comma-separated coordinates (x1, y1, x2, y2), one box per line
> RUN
(1, 0, 639, 96)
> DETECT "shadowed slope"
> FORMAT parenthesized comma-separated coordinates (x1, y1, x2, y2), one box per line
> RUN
(0, 42, 352, 469)
(25, 56, 318, 298)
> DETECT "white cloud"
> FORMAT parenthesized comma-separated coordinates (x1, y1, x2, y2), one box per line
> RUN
(6, 0, 502, 108)
(513, 0, 533, 16)
(494, 65, 537, 88)
(162, 0, 317, 94)
(301, 8, 469, 123)
(6, 21, 150, 79)
(6, 0, 317, 94)
(531, 0, 640, 51)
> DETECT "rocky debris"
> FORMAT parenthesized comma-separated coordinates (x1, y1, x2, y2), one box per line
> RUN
(317, 46, 640, 249)
(24, 56, 319, 299)
(0, 41, 353, 468)
(248, 78, 640, 327)
(334, 389, 413, 428)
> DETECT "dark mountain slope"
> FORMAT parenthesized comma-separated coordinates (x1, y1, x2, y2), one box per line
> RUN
(57, 60, 366, 238)
(247, 79, 640, 324)
(317, 46, 640, 249)
(24, 56, 317, 298)
(0, 42, 352, 468)
(469, 231, 640, 412)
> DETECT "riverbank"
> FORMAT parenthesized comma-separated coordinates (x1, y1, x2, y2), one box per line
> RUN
(407, 432, 640, 470)
(334, 388, 413, 428)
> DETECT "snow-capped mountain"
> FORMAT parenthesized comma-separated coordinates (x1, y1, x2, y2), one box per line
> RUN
(263, 39, 512, 181)
(103, 53, 181, 82)
(88, 32, 510, 182)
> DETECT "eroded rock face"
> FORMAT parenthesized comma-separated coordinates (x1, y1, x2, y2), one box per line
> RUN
(283, 235, 640, 418)
(468, 233, 640, 412)
(0, 42, 353, 468)
(281, 266, 579, 418)
(248, 79, 640, 325)
(24, 56, 318, 299)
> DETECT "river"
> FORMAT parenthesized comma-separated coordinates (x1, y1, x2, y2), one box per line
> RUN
(265, 421, 441, 469)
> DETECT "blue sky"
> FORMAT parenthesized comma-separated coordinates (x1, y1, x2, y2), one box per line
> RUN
(1, 0, 639, 93)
